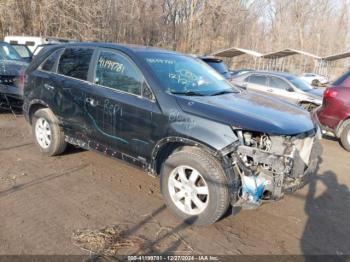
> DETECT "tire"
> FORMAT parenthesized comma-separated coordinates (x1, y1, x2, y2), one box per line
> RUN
(32, 108, 67, 156)
(160, 146, 230, 225)
(340, 123, 350, 152)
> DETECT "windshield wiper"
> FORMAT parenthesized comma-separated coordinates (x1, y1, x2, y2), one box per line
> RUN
(209, 90, 237, 96)
(171, 91, 205, 96)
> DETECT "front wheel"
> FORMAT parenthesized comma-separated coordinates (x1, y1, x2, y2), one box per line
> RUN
(340, 122, 350, 152)
(160, 146, 230, 225)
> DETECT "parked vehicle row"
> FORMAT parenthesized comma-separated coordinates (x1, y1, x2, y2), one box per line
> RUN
(300, 72, 329, 87)
(4, 35, 77, 53)
(231, 71, 323, 112)
(22, 42, 322, 225)
(0, 42, 28, 110)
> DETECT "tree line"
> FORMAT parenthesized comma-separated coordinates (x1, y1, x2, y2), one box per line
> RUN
(0, 0, 348, 67)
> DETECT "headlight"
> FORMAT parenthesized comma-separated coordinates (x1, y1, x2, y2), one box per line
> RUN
(235, 130, 272, 152)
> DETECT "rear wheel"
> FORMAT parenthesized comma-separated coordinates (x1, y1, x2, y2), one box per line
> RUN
(32, 108, 67, 156)
(160, 146, 230, 225)
(340, 123, 350, 152)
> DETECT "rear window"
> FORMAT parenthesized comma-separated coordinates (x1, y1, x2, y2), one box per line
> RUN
(58, 48, 94, 81)
(333, 70, 350, 87)
(40, 49, 63, 72)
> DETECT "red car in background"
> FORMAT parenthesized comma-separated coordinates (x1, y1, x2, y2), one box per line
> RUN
(316, 70, 350, 151)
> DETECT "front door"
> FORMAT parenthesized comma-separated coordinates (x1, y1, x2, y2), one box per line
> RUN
(83, 48, 158, 163)
(268, 76, 299, 104)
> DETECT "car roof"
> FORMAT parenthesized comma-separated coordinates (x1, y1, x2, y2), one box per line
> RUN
(55, 42, 180, 55)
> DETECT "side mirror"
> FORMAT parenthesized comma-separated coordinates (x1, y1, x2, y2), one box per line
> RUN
(286, 87, 294, 92)
(235, 81, 247, 90)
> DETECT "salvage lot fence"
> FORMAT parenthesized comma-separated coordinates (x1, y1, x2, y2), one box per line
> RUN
(211, 47, 350, 80)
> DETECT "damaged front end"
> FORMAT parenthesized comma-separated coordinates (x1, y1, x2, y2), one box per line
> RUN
(230, 129, 322, 209)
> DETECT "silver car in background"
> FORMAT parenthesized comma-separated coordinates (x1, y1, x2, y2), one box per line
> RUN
(231, 71, 323, 111)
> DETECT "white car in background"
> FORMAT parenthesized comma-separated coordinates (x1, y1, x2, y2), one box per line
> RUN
(300, 73, 329, 86)
(4, 36, 77, 53)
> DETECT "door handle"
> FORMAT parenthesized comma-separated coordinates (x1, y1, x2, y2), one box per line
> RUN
(86, 97, 98, 107)
(240, 82, 247, 89)
(267, 89, 274, 92)
(44, 83, 54, 90)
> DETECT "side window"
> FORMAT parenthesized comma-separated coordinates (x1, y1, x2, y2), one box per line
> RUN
(242, 74, 250, 82)
(13, 45, 31, 58)
(94, 51, 143, 96)
(269, 77, 291, 90)
(248, 75, 267, 86)
(58, 48, 94, 80)
(40, 49, 62, 72)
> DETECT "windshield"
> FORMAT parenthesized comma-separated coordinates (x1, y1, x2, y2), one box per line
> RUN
(0, 43, 22, 61)
(141, 53, 239, 96)
(288, 77, 313, 91)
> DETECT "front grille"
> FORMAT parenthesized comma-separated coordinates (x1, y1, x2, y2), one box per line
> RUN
(0, 75, 16, 86)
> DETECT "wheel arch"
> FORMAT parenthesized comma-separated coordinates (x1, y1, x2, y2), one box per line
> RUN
(336, 117, 350, 138)
(150, 137, 240, 202)
(27, 99, 51, 125)
(151, 137, 218, 176)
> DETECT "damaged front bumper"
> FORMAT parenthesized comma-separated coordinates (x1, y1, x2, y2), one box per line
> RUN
(231, 131, 322, 208)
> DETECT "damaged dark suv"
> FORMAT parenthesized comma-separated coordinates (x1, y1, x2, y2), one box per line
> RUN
(23, 43, 322, 225)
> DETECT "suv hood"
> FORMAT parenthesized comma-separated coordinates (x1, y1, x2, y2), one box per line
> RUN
(175, 91, 315, 135)
(0, 60, 28, 76)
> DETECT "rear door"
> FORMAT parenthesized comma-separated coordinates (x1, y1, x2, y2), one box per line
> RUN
(54, 47, 96, 137)
(83, 48, 157, 162)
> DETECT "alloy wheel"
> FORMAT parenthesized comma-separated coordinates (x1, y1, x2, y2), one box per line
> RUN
(35, 117, 52, 149)
(168, 165, 209, 215)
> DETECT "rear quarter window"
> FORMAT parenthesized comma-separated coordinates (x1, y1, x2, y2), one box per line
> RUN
(40, 49, 63, 72)
(58, 48, 94, 81)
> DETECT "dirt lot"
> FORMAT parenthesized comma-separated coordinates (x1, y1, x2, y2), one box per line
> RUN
(0, 111, 349, 256)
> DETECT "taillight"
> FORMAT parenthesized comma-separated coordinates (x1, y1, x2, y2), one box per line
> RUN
(324, 88, 338, 98)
